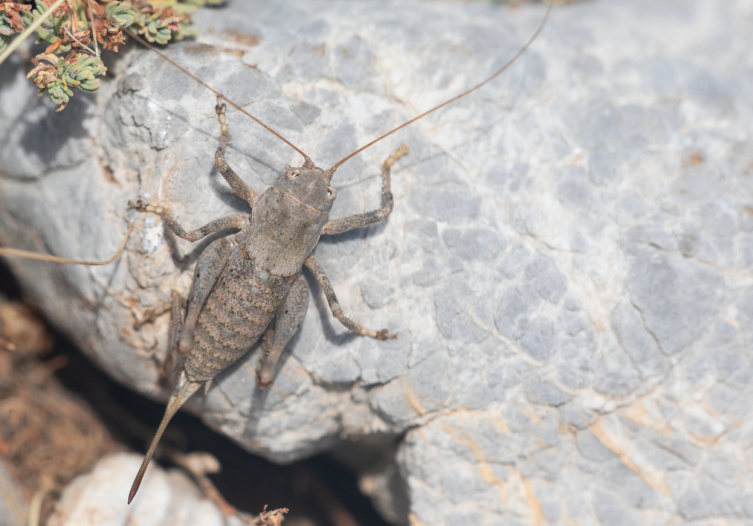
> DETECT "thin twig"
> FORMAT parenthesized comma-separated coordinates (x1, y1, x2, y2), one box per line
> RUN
(167, 450, 287, 525)
(27, 485, 57, 526)
(63, 25, 96, 55)
(86, 0, 99, 56)
(0, 0, 68, 66)
(65, 0, 77, 31)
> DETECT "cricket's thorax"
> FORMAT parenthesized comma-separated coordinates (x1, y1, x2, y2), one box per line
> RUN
(183, 182, 327, 383)
(184, 248, 293, 382)
(243, 187, 328, 277)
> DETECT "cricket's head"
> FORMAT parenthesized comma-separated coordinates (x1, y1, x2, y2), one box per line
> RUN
(273, 158, 337, 213)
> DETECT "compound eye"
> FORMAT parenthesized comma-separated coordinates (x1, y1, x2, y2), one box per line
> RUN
(286, 169, 301, 180)
(327, 186, 337, 201)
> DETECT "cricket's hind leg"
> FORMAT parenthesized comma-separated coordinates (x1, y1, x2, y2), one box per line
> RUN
(133, 289, 184, 384)
(130, 239, 236, 502)
(159, 290, 184, 382)
(256, 277, 310, 389)
(177, 235, 234, 354)
(133, 236, 236, 375)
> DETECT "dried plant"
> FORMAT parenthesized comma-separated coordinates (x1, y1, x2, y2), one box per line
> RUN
(0, 0, 223, 111)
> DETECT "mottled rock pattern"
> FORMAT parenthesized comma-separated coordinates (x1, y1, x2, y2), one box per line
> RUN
(1, 0, 752, 524)
(47, 454, 227, 526)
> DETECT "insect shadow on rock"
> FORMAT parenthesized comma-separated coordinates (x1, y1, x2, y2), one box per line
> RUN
(0, 3, 553, 505)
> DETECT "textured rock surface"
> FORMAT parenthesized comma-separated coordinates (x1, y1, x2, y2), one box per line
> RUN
(47, 454, 227, 526)
(2, 0, 753, 524)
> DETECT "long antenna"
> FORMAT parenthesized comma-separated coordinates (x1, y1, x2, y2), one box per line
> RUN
(0, 221, 135, 265)
(328, 3, 552, 174)
(124, 29, 310, 163)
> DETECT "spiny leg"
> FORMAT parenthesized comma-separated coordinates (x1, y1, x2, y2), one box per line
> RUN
(215, 99, 259, 204)
(178, 235, 234, 354)
(128, 206, 239, 347)
(128, 241, 235, 504)
(161, 290, 184, 381)
(134, 300, 175, 329)
(130, 200, 246, 243)
(304, 254, 393, 340)
(134, 290, 184, 379)
(321, 144, 408, 236)
(257, 278, 310, 389)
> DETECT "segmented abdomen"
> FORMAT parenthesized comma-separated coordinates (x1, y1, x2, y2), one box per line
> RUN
(184, 256, 291, 382)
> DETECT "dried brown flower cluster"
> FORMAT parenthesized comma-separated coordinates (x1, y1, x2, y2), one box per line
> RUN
(1, 0, 223, 110)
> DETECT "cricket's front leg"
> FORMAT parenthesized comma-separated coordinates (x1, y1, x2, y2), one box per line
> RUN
(257, 278, 310, 389)
(321, 144, 408, 236)
(215, 100, 259, 204)
(304, 254, 394, 340)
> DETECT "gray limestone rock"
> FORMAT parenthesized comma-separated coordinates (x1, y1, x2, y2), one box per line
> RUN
(1, 0, 753, 524)
(47, 453, 229, 526)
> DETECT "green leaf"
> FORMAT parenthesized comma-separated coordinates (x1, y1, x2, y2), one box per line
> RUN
(0, 17, 16, 37)
(106, 1, 138, 29)
(0, 33, 11, 53)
